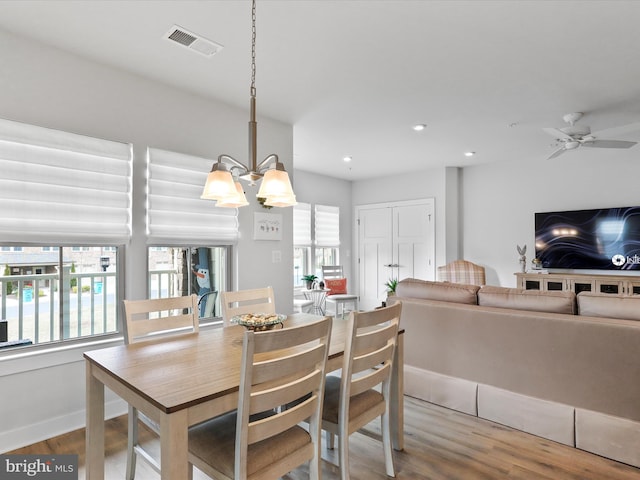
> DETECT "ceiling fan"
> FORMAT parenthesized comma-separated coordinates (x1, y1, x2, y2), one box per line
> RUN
(543, 112, 640, 160)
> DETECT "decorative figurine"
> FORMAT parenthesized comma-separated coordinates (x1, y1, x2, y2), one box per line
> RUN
(517, 244, 527, 273)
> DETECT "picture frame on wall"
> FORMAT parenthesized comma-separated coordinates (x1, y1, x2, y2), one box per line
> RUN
(254, 212, 282, 241)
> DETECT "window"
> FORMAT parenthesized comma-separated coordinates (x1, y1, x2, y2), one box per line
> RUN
(314, 204, 340, 278)
(292, 203, 341, 282)
(146, 147, 239, 323)
(293, 203, 312, 286)
(147, 148, 239, 243)
(0, 118, 131, 350)
(0, 245, 120, 346)
(314, 247, 339, 276)
(148, 246, 229, 323)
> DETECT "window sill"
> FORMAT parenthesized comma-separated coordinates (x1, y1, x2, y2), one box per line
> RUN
(0, 336, 125, 377)
(0, 322, 225, 377)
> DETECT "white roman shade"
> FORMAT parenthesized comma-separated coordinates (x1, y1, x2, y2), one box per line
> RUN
(0, 118, 132, 243)
(315, 204, 340, 247)
(293, 202, 311, 245)
(147, 148, 239, 243)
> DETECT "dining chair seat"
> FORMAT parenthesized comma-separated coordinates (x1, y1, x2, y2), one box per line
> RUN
(189, 411, 311, 479)
(322, 375, 385, 424)
(325, 293, 358, 318)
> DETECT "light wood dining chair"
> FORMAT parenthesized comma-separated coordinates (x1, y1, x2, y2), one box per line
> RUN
(188, 316, 333, 480)
(122, 294, 199, 480)
(220, 286, 276, 326)
(321, 265, 358, 318)
(322, 303, 401, 479)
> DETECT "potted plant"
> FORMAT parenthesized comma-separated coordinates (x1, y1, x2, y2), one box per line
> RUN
(302, 274, 318, 289)
(384, 278, 398, 296)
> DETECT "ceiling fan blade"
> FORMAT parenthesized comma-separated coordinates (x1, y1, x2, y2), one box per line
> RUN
(590, 122, 640, 139)
(547, 147, 567, 159)
(543, 127, 574, 141)
(582, 140, 637, 149)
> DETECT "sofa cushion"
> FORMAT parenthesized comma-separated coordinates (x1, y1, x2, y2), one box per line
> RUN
(395, 278, 479, 305)
(577, 292, 640, 321)
(478, 286, 577, 314)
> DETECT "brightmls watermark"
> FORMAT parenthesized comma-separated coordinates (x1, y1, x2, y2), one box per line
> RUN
(0, 455, 77, 479)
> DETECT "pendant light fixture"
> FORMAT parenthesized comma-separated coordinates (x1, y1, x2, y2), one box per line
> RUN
(201, 0, 296, 207)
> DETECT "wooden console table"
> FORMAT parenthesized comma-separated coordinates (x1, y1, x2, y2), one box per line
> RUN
(515, 272, 640, 296)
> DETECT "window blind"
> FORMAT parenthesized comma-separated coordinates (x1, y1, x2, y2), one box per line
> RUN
(0, 118, 132, 243)
(315, 204, 340, 247)
(147, 148, 239, 243)
(293, 202, 311, 245)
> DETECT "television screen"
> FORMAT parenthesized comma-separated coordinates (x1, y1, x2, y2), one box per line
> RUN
(535, 206, 640, 270)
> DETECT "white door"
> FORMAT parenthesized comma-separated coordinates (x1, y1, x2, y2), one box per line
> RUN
(358, 206, 393, 311)
(357, 199, 435, 310)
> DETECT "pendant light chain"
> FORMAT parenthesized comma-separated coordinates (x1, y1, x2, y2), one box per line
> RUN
(202, 0, 297, 207)
(251, 0, 257, 98)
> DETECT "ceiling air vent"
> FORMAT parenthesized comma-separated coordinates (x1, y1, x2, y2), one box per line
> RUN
(163, 25, 223, 57)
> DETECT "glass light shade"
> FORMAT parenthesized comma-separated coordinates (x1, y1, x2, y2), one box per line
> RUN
(216, 182, 249, 208)
(256, 168, 295, 200)
(264, 193, 297, 207)
(201, 169, 237, 200)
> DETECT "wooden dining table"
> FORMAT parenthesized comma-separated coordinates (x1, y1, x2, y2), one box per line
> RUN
(84, 313, 404, 480)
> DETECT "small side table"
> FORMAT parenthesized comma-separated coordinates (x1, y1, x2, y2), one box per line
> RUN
(302, 288, 330, 315)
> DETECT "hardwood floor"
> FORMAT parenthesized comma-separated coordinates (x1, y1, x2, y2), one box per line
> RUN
(8, 396, 640, 479)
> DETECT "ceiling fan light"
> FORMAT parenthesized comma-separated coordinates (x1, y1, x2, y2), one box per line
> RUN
(216, 181, 249, 207)
(201, 167, 237, 200)
(256, 167, 295, 200)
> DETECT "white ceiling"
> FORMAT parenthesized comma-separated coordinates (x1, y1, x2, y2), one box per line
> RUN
(1, 0, 640, 181)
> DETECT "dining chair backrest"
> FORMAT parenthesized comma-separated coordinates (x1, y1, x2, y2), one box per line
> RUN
(321, 265, 344, 279)
(322, 303, 401, 479)
(122, 294, 199, 479)
(123, 295, 199, 345)
(341, 303, 400, 414)
(188, 316, 333, 480)
(220, 286, 276, 326)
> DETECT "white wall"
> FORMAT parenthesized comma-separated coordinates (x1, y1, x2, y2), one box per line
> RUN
(351, 152, 640, 289)
(292, 170, 353, 280)
(352, 166, 452, 269)
(0, 28, 294, 451)
(462, 153, 640, 286)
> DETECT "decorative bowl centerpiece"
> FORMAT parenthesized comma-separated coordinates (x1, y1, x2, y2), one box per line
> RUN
(232, 313, 286, 331)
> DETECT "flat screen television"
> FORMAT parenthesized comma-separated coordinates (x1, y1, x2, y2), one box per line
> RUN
(535, 206, 640, 270)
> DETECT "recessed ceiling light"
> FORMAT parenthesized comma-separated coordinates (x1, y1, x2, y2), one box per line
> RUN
(413, 124, 427, 131)
(464, 151, 475, 157)
(343, 156, 352, 162)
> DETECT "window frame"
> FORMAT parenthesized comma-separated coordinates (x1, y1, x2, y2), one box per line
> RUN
(0, 243, 125, 354)
(147, 244, 233, 326)
(293, 203, 342, 284)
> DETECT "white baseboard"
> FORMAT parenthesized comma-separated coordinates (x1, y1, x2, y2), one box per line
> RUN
(405, 366, 478, 415)
(0, 397, 127, 453)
